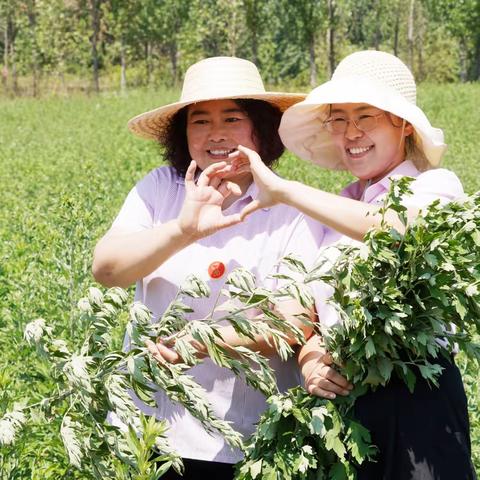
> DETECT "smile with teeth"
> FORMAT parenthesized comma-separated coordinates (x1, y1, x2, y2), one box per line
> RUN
(347, 146, 373, 155)
(207, 148, 237, 156)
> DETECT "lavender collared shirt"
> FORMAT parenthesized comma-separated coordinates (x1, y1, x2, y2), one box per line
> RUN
(109, 165, 324, 463)
(311, 160, 464, 328)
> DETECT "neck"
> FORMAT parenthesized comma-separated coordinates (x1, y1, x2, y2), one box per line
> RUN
(358, 159, 406, 189)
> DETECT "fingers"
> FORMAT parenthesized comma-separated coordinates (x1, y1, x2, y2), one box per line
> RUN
(217, 180, 242, 198)
(145, 339, 180, 365)
(239, 199, 261, 220)
(196, 161, 228, 187)
(184, 160, 197, 189)
(216, 212, 243, 229)
(236, 144, 261, 163)
(306, 364, 353, 400)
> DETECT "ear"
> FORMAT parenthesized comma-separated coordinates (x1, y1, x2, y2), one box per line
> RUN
(404, 122, 414, 137)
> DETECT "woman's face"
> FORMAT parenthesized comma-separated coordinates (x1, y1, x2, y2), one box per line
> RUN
(328, 103, 413, 183)
(186, 99, 258, 174)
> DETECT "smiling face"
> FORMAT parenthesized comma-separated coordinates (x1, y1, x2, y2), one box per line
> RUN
(328, 103, 413, 184)
(186, 99, 258, 176)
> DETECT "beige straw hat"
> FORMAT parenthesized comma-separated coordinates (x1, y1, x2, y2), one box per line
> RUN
(128, 56, 306, 141)
(279, 50, 446, 169)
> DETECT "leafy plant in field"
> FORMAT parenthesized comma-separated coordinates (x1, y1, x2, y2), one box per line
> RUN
(237, 179, 480, 479)
(1, 263, 310, 478)
(2, 179, 480, 479)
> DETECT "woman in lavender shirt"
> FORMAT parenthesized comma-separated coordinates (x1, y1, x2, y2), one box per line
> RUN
(227, 51, 476, 479)
(92, 57, 322, 479)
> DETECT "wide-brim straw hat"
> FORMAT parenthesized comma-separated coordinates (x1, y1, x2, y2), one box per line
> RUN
(128, 56, 306, 141)
(279, 50, 446, 169)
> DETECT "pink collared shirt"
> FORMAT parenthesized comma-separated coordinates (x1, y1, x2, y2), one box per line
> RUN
(312, 160, 464, 328)
(109, 165, 324, 463)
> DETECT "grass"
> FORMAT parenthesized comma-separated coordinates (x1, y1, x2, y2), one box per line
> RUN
(0, 84, 479, 478)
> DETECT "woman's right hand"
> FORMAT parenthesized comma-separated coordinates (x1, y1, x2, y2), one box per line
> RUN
(299, 336, 353, 399)
(177, 160, 243, 239)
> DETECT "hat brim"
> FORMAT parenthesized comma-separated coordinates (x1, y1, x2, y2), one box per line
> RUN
(279, 76, 446, 169)
(128, 92, 306, 141)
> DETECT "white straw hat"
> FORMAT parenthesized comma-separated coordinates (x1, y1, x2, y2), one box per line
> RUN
(128, 56, 306, 141)
(279, 50, 446, 169)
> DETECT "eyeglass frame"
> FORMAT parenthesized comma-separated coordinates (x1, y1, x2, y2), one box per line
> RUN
(323, 111, 387, 134)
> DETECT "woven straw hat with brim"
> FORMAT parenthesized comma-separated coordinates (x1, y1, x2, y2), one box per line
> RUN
(279, 50, 446, 170)
(128, 56, 306, 141)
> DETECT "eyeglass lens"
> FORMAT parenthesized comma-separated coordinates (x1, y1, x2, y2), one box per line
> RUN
(326, 115, 380, 134)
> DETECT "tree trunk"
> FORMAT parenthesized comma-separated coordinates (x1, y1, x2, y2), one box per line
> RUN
(27, 0, 38, 97)
(120, 37, 127, 93)
(459, 37, 467, 82)
(309, 36, 317, 87)
(473, 36, 480, 80)
(373, 0, 380, 50)
(145, 41, 152, 86)
(2, 18, 9, 91)
(251, 29, 258, 66)
(416, 6, 425, 81)
(327, 0, 336, 77)
(246, 0, 259, 65)
(90, 0, 100, 93)
(169, 43, 178, 86)
(407, 0, 415, 72)
(11, 43, 18, 95)
(393, 1, 400, 56)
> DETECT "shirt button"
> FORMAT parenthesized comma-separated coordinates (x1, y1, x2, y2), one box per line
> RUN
(208, 261, 226, 279)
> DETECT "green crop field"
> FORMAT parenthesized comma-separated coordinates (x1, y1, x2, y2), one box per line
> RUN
(0, 84, 479, 478)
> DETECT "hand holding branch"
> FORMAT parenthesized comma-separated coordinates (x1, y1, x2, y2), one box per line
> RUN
(299, 335, 353, 400)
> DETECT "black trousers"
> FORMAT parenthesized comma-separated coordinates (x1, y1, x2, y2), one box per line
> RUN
(354, 355, 477, 480)
(162, 458, 234, 480)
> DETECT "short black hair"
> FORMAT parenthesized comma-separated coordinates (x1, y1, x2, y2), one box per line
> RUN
(160, 99, 285, 176)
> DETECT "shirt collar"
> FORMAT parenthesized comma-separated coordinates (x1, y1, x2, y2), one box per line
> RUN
(343, 160, 420, 202)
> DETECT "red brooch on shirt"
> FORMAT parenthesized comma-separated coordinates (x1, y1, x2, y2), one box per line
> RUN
(208, 261, 226, 279)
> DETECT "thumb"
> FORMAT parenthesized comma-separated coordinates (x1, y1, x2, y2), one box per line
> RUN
(322, 352, 334, 365)
(217, 213, 243, 230)
(240, 199, 261, 220)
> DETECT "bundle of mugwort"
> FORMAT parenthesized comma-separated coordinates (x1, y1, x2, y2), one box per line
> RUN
(236, 178, 480, 480)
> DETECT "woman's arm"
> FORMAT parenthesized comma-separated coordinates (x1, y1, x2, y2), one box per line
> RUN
(231, 145, 417, 242)
(146, 298, 315, 363)
(92, 161, 243, 288)
(92, 221, 195, 288)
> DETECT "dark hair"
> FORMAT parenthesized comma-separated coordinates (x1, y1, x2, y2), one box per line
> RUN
(160, 99, 285, 176)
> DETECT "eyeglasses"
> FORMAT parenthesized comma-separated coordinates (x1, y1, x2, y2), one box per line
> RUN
(324, 112, 385, 134)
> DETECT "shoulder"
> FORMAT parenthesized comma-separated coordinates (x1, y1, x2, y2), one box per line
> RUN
(141, 165, 181, 185)
(412, 168, 464, 198)
(136, 165, 183, 193)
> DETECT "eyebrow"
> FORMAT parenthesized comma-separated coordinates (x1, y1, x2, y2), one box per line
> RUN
(188, 108, 245, 117)
(330, 105, 379, 114)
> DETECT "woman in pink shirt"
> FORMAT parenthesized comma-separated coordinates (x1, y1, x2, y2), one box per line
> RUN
(92, 57, 323, 479)
(228, 51, 476, 479)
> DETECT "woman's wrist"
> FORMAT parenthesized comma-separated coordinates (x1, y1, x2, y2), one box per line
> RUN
(276, 179, 300, 206)
(170, 218, 202, 244)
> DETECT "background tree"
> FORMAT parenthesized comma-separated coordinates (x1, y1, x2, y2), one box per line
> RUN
(1, 0, 479, 96)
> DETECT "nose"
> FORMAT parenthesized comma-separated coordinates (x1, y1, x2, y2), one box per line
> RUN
(344, 119, 363, 140)
(208, 121, 227, 143)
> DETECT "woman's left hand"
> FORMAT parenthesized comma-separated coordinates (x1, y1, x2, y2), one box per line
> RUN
(145, 335, 207, 366)
(145, 338, 182, 365)
(177, 160, 244, 240)
(228, 145, 290, 218)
